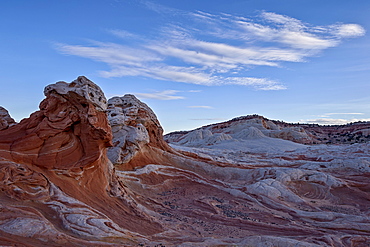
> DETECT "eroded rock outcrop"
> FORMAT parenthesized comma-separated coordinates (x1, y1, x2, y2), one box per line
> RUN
(165, 114, 370, 146)
(0, 77, 160, 246)
(0, 106, 16, 130)
(165, 115, 315, 148)
(0, 76, 112, 170)
(1, 77, 369, 246)
(107, 94, 171, 168)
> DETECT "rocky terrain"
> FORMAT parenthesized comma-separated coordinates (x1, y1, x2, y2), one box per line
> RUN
(0, 77, 369, 246)
(165, 114, 370, 146)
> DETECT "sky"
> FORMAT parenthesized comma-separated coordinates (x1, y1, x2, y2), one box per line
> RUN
(1, 0, 370, 133)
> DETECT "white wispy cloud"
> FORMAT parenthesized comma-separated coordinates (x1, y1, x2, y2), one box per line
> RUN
(188, 106, 214, 109)
(316, 112, 364, 118)
(134, 90, 185, 100)
(261, 12, 302, 26)
(303, 112, 368, 125)
(139, 0, 181, 15)
(56, 42, 161, 66)
(302, 118, 370, 125)
(56, 7, 365, 90)
(215, 77, 286, 90)
(98, 64, 211, 84)
(190, 118, 226, 121)
(191, 10, 363, 51)
(334, 24, 366, 38)
(325, 112, 364, 115)
(108, 29, 142, 40)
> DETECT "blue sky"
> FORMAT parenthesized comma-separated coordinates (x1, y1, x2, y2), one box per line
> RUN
(1, 0, 370, 133)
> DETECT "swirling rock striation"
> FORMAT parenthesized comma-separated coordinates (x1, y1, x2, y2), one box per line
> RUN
(0, 77, 369, 246)
(0, 76, 112, 170)
(0, 76, 160, 246)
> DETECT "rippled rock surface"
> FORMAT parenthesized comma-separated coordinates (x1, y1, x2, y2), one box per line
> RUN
(0, 77, 160, 246)
(0, 77, 369, 246)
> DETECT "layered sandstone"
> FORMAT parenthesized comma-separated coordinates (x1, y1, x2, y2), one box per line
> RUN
(165, 114, 370, 145)
(0, 77, 369, 247)
(0, 76, 161, 246)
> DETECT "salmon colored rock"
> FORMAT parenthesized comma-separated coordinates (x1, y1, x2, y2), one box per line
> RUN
(0, 77, 161, 247)
(0, 76, 369, 247)
(0, 76, 112, 170)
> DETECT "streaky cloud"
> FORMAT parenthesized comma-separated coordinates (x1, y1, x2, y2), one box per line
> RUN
(56, 7, 365, 91)
(56, 42, 161, 66)
(190, 118, 226, 121)
(188, 106, 214, 109)
(334, 24, 366, 38)
(325, 112, 364, 116)
(108, 29, 142, 40)
(134, 90, 185, 100)
(302, 118, 370, 125)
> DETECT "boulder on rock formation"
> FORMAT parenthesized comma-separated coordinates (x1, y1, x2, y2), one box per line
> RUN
(107, 94, 172, 170)
(0, 76, 369, 247)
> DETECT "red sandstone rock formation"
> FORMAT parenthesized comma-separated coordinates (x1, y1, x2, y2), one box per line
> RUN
(0, 77, 161, 246)
(0, 77, 369, 246)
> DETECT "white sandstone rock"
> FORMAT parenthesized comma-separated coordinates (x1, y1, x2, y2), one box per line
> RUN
(44, 76, 107, 111)
(107, 95, 156, 165)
